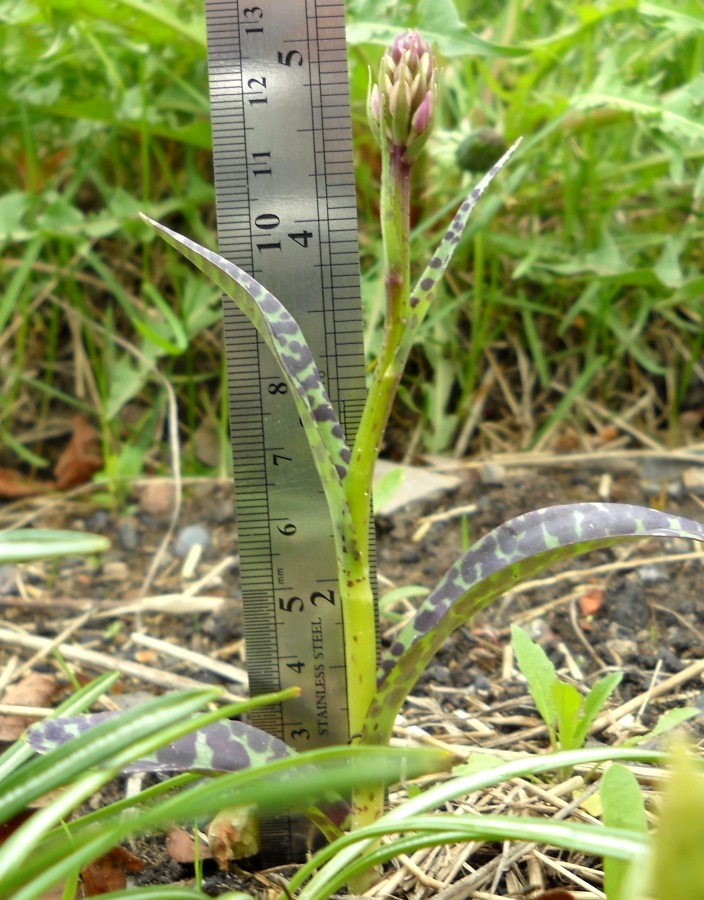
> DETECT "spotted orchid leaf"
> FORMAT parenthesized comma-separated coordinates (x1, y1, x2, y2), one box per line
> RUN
(26, 711, 353, 830)
(140, 215, 353, 552)
(27, 712, 295, 774)
(398, 138, 522, 355)
(363, 502, 704, 746)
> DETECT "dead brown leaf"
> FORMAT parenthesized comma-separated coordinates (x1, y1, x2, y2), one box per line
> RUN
(550, 427, 580, 453)
(596, 424, 620, 445)
(80, 846, 144, 896)
(165, 826, 212, 864)
(0, 672, 60, 740)
(0, 415, 102, 499)
(54, 415, 102, 490)
(0, 467, 52, 499)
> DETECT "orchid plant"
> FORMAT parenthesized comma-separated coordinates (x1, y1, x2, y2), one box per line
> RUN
(28, 30, 704, 869)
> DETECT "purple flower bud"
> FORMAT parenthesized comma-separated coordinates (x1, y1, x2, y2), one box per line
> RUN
(366, 29, 436, 164)
(411, 92, 432, 137)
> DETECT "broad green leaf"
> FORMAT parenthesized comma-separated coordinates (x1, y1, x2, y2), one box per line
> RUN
(345, 18, 525, 58)
(601, 763, 648, 900)
(572, 54, 704, 142)
(364, 502, 704, 747)
(511, 624, 558, 746)
(0, 191, 30, 241)
(573, 671, 623, 748)
(0, 529, 110, 564)
(416, 0, 525, 57)
(105, 355, 152, 420)
(639, 1, 704, 34)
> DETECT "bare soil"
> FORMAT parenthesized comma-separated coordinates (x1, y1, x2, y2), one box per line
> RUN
(2, 451, 704, 897)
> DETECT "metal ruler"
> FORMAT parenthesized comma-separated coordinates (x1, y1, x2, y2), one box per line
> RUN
(204, 0, 372, 863)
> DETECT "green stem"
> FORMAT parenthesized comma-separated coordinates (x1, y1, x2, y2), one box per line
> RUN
(345, 148, 413, 868)
(346, 147, 412, 561)
(338, 554, 376, 743)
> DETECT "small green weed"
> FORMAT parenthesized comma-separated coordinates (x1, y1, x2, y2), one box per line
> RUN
(511, 623, 622, 753)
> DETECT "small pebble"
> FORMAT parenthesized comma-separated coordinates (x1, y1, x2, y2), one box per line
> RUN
(682, 467, 704, 495)
(0, 565, 18, 595)
(637, 564, 668, 585)
(102, 561, 129, 581)
(86, 509, 110, 532)
(399, 548, 420, 565)
(641, 479, 684, 499)
(117, 518, 139, 551)
(175, 524, 211, 558)
(139, 481, 175, 517)
(657, 648, 685, 673)
(472, 673, 492, 695)
(479, 463, 506, 487)
(606, 638, 639, 662)
(425, 664, 451, 685)
(211, 498, 236, 525)
(693, 691, 704, 716)
(611, 581, 649, 629)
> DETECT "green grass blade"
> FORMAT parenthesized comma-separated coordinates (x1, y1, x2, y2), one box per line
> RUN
(0, 672, 119, 781)
(1, 688, 220, 824)
(292, 745, 663, 900)
(9, 745, 453, 899)
(297, 815, 648, 900)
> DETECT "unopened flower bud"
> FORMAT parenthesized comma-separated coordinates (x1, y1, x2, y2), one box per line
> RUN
(367, 30, 436, 164)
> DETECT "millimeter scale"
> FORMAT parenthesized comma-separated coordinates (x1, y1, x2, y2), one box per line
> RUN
(204, 0, 374, 862)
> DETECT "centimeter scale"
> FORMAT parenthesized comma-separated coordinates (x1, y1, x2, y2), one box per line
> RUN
(204, 0, 375, 862)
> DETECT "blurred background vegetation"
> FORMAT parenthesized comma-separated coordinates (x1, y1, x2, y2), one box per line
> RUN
(1, 0, 703, 490)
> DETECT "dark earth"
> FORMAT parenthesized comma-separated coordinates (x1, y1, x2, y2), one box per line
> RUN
(2, 450, 704, 896)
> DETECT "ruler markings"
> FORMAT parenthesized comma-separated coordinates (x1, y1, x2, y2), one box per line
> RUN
(205, 0, 373, 862)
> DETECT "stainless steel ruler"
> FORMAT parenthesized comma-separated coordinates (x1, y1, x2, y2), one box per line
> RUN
(204, 0, 372, 862)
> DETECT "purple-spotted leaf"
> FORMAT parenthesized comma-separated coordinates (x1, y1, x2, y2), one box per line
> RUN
(27, 712, 294, 773)
(399, 138, 521, 352)
(140, 216, 353, 544)
(363, 502, 704, 746)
